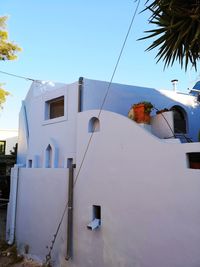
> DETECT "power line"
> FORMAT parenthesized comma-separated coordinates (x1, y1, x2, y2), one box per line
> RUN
(45, 0, 141, 265)
(74, 0, 141, 187)
(0, 70, 37, 82)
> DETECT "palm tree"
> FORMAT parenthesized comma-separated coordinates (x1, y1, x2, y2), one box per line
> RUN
(140, 0, 200, 71)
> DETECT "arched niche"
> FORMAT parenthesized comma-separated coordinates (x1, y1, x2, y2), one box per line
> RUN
(45, 144, 53, 168)
(44, 139, 59, 168)
(88, 117, 100, 133)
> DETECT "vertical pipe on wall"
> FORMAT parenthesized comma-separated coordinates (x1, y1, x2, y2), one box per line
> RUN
(6, 164, 21, 245)
(78, 77, 83, 112)
(66, 160, 75, 260)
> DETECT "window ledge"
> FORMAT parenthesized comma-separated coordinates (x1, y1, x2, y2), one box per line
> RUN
(43, 115, 67, 126)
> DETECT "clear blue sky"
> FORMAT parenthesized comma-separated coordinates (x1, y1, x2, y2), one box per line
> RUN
(0, 0, 199, 129)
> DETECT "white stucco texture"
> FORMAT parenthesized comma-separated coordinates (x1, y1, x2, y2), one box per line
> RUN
(71, 110, 200, 267)
(15, 168, 68, 264)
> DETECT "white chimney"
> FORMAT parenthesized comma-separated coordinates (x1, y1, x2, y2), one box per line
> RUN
(171, 79, 178, 92)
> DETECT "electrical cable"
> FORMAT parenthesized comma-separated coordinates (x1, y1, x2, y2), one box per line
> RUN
(44, 1, 141, 265)
(0, 70, 40, 82)
(74, 0, 141, 187)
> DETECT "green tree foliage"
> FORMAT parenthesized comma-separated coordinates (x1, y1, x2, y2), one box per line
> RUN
(0, 84, 9, 109)
(140, 0, 200, 71)
(0, 16, 21, 60)
(0, 16, 21, 108)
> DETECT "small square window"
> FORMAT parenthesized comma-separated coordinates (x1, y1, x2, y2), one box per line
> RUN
(87, 205, 101, 230)
(187, 152, 200, 169)
(46, 96, 64, 120)
(93, 205, 101, 221)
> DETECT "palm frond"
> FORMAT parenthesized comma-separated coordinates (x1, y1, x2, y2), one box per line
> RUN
(140, 0, 200, 70)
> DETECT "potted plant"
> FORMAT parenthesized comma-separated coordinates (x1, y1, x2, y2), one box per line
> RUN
(128, 101, 153, 124)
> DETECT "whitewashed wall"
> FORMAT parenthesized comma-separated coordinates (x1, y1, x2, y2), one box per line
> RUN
(17, 81, 79, 167)
(69, 110, 200, 267)
(81, 79, 200, 141)
(15, 168, 68, 264)
(17, 78, 200, 167)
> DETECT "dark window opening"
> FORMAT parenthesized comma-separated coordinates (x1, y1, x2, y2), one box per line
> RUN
(46, 96, 64, 119)
(87, 205, 101, 230)
(93, 205, 101, 221)
(171, 106, 187, 134)
(28, 160, 32, 168)
(187, 153, 200, 169)
(0, 141, 6, 155)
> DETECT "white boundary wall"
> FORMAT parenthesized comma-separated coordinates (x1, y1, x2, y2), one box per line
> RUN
(15, 168, 68, 264)
(72, 110, 200, 267)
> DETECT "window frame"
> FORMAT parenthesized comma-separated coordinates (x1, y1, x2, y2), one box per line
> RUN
(43, 91, 68, 125)
(47, 96, 65, 120)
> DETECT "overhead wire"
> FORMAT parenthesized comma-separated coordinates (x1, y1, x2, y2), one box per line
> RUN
(74, 0, 141, 187)
(0, 70, 36, 82)
(45, 0, 141, 264)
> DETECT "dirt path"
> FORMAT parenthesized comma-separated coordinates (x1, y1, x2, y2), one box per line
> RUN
(0, 241, 44, 267)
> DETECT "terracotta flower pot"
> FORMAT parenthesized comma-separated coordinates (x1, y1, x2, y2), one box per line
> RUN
(133, 104, 151, 124)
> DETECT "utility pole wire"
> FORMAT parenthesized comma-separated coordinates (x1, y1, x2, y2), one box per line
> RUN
(0, 70, 36, 82)
(74, 0, 141, 187)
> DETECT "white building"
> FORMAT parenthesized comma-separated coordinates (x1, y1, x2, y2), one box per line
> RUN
(6, 78, 200, 267)
(0, 129, 18, 155)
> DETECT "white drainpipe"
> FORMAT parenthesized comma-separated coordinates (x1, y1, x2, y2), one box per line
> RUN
(6, 164, 21, 245)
